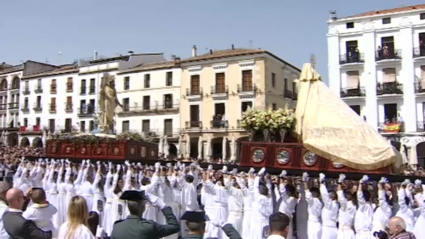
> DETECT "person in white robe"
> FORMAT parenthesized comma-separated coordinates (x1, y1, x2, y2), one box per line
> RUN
(276, 170, 297, 239)
(354, 175, 374, 239)
(413, 179, 425, 238)
(302, 172, 322, 239)
(106, 164, 124, 236)
(319, 173, 338, 239)
(240, 171, 254, 239)
(91, 162, 105, 219)
(139, 162, 161, 221)
(372, 177, 392, 234)
(249, 167, 273, 239)
(102, 162, 114, 232)
(223, 170, 244, 234)
(336, 174, 355, 239)
(79, 160, 95, 211)
(395, 179, 415, 232)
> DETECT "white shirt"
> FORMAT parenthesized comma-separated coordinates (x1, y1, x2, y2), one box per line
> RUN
(267, 235, 285, 239)
(58, 222, 95, 239)
(23, 203, 58, 237)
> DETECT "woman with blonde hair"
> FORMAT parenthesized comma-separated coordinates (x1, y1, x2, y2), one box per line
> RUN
(58, 195, 95, 239)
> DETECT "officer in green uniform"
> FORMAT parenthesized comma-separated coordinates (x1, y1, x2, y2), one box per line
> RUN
(181, 211, 242, 239)
(111, 190, 180, 239)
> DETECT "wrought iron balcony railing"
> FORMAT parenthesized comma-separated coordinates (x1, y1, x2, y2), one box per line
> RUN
(8, 102, 19, 109)
(211, 120, 228, 129)
(65, 103, 73, 113)
(185, 121, 202, 129)
(340, 87, 366, 98)
(186, 87, 203, 96)
(78, 107, 95, 117)
(34, 86, 43, 93)
(66, 82, 73, 92)
(413, 47, 425, 58)
(89, 86, 95, 94)
(340, 53, 365, 64)
(49, 104, 56, 113)
(23, 88, 30, 95)
(33, 104, 42, 112)
(50, 85, 57, 94)
(378, 121, 403, 133)
(376, 82, 403, 95)
(414, 82, 425, 93)
(21, 104, 30, 112)
(417, 121, 425, 132)
(117, 104, 179, 114)
(376, 49, 402, 61)
(284, 89, 293, 99)
(292, 92, 298, 100)
(237, 84, 256, 93)
(80, 87, 87, 95)
(211, 85, 228, 94)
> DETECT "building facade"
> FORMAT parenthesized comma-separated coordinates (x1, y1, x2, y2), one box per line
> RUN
(327, 4, 425, 166)
(179, 47, 300, 161)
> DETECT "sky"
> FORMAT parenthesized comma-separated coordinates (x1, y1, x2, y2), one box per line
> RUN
(1, 0, 423, 83)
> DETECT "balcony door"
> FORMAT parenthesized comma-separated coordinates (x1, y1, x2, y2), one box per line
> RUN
(190, 105, 200, 127)
(49, 119, 55, 133)
(383, 68, 396, 89)
(215, 73, 225, 93)
(242, 70, 253, 91)
(190, 75, 200, 94)
(65, 118, 72, 132)
(142, 120, 150, 134)
(164, 119, 173, 136)
(381, 36, 395, 51)
(384, 103, 397, 122)
(345, 40, 358, 52)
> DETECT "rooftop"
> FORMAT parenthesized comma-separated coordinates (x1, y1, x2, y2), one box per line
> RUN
(119, 61, 177, 74)
(339, 4, 425, 20)
(87, 53, 163, 65)
(22, 64, 78, 79)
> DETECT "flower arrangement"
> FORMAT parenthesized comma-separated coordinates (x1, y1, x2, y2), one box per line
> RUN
(241, 106, 296, 132)
(49, 131, 153, 147)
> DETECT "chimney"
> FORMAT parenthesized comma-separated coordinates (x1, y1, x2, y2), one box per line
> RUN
(192, 45, 197, 57)
(231, 44, 234, 50)
(93, 51, 98, 60)
(210, 49, 213, 55)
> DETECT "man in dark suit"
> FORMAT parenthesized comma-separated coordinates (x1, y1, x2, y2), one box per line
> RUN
(111, 190, 180, 239)
(181, 211, 242, 239)
(2, 188, 52, 239)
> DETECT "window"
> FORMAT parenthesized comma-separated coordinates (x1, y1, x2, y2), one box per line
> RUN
(66, 77, 73, 92)
(190, 105, 200, 127)
(49, 119, 55, 133)
(24, 81, 29, 91)
(89, 78, 95, 93)
(65, 118, 72, 132)
(123, 98, 130, 111)
(350, 105, 361, 115)
(190, 75, 200, 94)
(80, 79, 86, 94)
(284, 78, 288, 90)
(124, 77, 130, 90)
(346, 22, 354, 29)
(242, 70, 253, 91)
(122, 121, 130, 132)
(36, 96, 41, 107)
(347, 71, 360, 89)
(89, 120, 94, 131)
(80, 121, 86, 132)
(37, 79, 41, 88)
(144, 74, 150, 88)
(36, 117, 40, 126)
(166, 72, 173, 86)
(241, 102, 253, 113)
(272, 103, 277, 110)
(215, 73, 226, 93)
(23, 118, 28, 127)
(384, 104, 397, 122)
(24, 97, 28, 107)
(271, 73, 276, 88)
(143, 96, 150, 110)
(164, 94, 173, 108)
(164, 119, 173, 136)
(50, 98, 56, 111)
(142, 120, 150, 133)
(382, 18, 391, 24)
(66, 96, 72, 111)
(51, 79, 56, 93)
(214, 103, 225, 116)
(420, 13, 425, 20)
(383, 68, 396, 83)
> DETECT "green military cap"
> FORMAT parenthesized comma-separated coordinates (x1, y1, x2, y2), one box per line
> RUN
(119, 190, 148, 201)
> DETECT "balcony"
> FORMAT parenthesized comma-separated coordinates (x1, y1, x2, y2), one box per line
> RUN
(49, 104, 56, 113)
(21, 104, 30, 113)
(9, 84, 19, 91)
(0, 104, 6, 111)
(78, 107, 95, 117)
(292, 92, 298, 101)
(34, 86, 43, 93)
(89, 86, 95, 94)
(376, 82, 403, 96)
(375, 49, 402, 62)
(185, 121, 202, 129)
(378, 121, 403, 133)
(211, 119, 228, 130)
(237, 84, 257, 98)
(20, 125, 43, 135)
(66, 83, 73, 92)
(339, 53, 365, 65)
(80, 86, 87, 95)
(185, 87, 203, 102)
(340, 87, 366, 98)
(413, 47, 425, 59)
(33, 104, 42, 112)
(50, 85, 57, 94)
(65, 103, 73, 113)
(117, 103, 179, 117)
(414, 82, 425, 94)
(8, 102, 19, 110)
(211, 85, 228, 100)
(284, 89, 293, 99)
(23, 88, 30, 95)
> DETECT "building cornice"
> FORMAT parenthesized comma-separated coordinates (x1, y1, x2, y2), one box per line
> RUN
(22, 69, 78, 80)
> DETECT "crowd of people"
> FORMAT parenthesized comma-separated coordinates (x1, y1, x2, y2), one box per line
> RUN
(0, 158, 419, 239)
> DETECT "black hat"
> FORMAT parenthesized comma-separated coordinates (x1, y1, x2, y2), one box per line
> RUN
(119, 190, 148, 201)
(180, 211, 209, 222)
